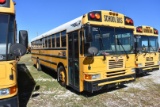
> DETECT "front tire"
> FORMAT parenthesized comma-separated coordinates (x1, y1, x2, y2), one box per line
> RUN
(57, 66, 66, 87)
(36, 59, 42, 71)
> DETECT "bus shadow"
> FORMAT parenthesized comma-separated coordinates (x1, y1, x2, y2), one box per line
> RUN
(17, 64, 38, 107)
(41, 65, 57, 79)
(136, 73, 151, 78)
(67, 85, 128, 97)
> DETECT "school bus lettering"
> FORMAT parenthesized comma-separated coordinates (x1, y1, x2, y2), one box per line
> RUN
(104, 15, 123, 23)
(143, 28, 152, 33)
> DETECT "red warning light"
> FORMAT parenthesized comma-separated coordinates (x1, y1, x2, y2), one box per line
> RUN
(136, 27, 142, 32)
(89, 13, 95, 19)
(154, 30, 158, 34)
(0, 0, 6, 4)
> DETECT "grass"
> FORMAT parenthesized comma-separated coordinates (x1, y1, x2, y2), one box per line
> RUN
(18, 54, 160, 107)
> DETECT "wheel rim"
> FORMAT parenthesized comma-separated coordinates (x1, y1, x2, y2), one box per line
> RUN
(60, 71, 65, 83)
(36, 62, 39, 69)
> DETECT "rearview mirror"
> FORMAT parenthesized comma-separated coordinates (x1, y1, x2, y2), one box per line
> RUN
(19, 30, 28, 49)
(88, 47, 98, 56)
(10, 43, 26, 56)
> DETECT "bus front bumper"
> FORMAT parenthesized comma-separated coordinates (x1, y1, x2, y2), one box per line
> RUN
(136, 65, 159, 75)
(0, 95, 18, 107)
(84, 74, 135, 93)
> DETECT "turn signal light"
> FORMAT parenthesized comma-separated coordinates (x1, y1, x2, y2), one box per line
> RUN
(10, 85, 17, 94)
(0, 0, 6, 4)
(85, 74, 92, 80)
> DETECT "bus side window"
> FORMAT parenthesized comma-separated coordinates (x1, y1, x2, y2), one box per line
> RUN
(45, 37, 48, 48)
(42, 38, 45, 48)
(61, 31, 66, 47)
(56, 33, 60, 47)
(48, 36, 51, 48)
(52, 34, 55, 48)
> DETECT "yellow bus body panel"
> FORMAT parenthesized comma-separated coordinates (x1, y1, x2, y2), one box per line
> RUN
(0, 61, 18, 99)
(0, 0, 15, 14)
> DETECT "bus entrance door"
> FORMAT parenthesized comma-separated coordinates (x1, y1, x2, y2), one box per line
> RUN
(68, 32, 80, 90)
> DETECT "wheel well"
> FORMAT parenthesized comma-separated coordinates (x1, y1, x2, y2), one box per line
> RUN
(57, 63, 65, 71)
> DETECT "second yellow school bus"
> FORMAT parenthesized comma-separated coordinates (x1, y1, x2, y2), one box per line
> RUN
(31, 10, 136, 92)
(134, 26, 159, 75)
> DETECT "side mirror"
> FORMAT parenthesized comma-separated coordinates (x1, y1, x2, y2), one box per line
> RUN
(19, 30, 28, 49)
(10, 43, 26, 56)
(85, 25, 92, 42)
(88, 47, 98, 56)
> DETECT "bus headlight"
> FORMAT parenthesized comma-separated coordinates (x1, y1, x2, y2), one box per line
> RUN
(0, 86, 17, 96)
(158, 61, 160, 65)
(0, 88, 9, 96)
(85, 74, 100, 80)
(138, 63, 143, 67)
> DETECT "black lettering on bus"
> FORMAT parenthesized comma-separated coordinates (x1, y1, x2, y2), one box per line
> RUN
(104, 15, 123, 23)
(143, 29, 153, 33)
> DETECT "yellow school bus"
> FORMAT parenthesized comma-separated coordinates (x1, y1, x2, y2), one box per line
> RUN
(0, 0, 28, 106)
(31, 10, 136, 92)
(134, 26, 159, 75)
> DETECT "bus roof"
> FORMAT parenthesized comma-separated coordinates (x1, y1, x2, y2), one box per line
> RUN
(31, 16, 83, 42)
(31, 10, 133, 42)
(134, 25, 158, 36)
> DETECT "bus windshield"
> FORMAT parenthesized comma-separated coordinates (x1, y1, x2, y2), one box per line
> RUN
(149, 36, 158, 52)
(136, 36, 158, 53)
(0, 14, 15, 60)
(84, 26, 134, 56)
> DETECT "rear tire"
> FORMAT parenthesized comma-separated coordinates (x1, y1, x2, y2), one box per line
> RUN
(36, 59, 42, 71)
(57, 66, 66, 87)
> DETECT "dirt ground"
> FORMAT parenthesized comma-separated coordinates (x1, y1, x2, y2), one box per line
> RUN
(18, 54, 160, 107)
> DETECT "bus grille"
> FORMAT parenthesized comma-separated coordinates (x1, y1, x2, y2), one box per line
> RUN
(109, 59, 123, 69)
(145, 62, 154, 66)
(106, 70, 125, 77)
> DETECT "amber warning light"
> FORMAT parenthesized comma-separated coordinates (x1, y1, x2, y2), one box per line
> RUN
(0, 0, 6, 4)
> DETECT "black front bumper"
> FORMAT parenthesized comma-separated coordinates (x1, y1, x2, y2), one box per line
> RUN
(84, 74, 135, 93)
(135, 68, 151, 75)
(0, 95, 18, 107)
(136, 65, 159, 75)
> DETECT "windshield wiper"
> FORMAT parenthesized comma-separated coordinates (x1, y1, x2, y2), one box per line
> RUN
(116, 38, 129, 59)
(149, 45, 156, 55)
(98, 28, 104, 50)
(142, 45, 148, 56)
